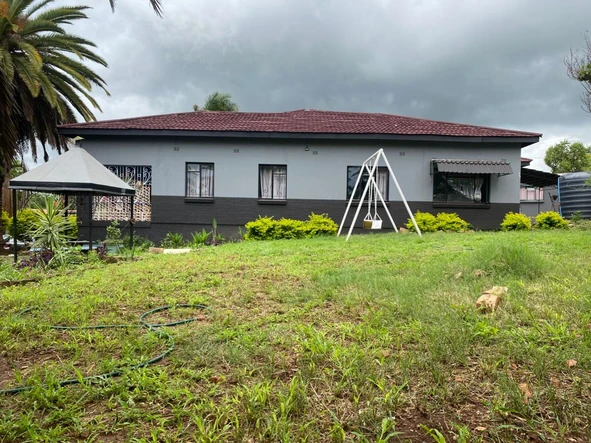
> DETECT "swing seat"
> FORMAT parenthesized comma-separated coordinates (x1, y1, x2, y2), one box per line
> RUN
(363, 214, 382, 229)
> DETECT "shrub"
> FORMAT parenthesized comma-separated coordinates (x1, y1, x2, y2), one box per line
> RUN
(8, 208, 40, 240)
(244, 213, 338, 240)
(274, 218, 307, 239)
(435, 212, 470, 232)
(305, 213, 339, 236)
(406, 211, 437, 232)
(67, 215, 78, 238)
(500, 212, 531, 231)
(1, 211, 10, 234)
(244, 216, 276, 240)
(406, 211, 469, 233)
(535, 211, 568, 229)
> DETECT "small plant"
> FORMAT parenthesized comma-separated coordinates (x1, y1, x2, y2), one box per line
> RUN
(161, 232, 185, 248)
(435, 212, 470, 232)
(190, 229, 212, 248)
(406, 211, 437, 232)
(106, 220, 122, 243)
(500, 212, 531, 231)
(122, 233, 154, 251)
(29, 196, 73, 252)
(17, 250, 54, 269)
(571, 211, 583, 222)
(535, 211, 568, 229)
(212, 233, 226, 245)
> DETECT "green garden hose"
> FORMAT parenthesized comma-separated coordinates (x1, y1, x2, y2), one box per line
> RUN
(0, 303, 211, 395)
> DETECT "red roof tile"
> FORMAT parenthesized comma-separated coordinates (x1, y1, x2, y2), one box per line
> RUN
(58, 109, 542, 138)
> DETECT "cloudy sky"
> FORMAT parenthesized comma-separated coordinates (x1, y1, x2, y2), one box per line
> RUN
(40, 0, 591, 170)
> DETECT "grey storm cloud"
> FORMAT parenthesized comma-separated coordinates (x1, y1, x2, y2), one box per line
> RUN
(44, 0, 591, 169)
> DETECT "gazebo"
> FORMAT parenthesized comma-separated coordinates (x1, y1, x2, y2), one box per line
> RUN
(8, 148, 135, 263)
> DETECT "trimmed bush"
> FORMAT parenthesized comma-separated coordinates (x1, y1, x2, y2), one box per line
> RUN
(406, 211, 437, 232)
(501, 212, 531, 231)
(306, 213, 339, 236)
(245, 213, 338, 240)
(435, 212, 470, 232)
(406, 211, 470, 233)
(535, 211, 568, 229)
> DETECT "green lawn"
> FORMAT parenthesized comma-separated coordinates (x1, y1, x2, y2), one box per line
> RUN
(0, 231, 590, 442)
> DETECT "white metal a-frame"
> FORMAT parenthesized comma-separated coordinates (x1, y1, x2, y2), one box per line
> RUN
(337, 149, 422, 240)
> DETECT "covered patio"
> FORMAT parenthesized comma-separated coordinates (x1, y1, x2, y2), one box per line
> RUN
(8, 148, 135, 263)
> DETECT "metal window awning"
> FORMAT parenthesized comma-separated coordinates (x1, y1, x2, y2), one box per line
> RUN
(520, 167, 559, 188)
(432, 159, 513, 175)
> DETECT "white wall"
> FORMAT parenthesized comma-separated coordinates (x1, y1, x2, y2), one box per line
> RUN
(79, 137, 523, 203)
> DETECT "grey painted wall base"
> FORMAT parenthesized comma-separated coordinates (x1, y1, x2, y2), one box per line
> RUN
(77, 196, 518, 243)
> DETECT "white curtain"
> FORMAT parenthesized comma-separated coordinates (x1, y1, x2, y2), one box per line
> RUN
(186, 164, 200, 197)
(260, 167, 273, 198)
(376, 169, 388, 200)
(473, 176, 484, 202)
(200, 165, 214, 197)
(273, 166, 287, 199)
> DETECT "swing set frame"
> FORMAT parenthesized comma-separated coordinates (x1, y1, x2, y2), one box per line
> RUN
(337, 149, 422, 241)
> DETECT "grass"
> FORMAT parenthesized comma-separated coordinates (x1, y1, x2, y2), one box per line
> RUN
(0, 230, 590, 442)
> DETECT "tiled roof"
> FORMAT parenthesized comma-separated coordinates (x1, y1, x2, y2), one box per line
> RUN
(58, 109, 541, 138)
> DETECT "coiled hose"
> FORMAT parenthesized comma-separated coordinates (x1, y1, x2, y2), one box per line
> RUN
(0, 304, 211, 395)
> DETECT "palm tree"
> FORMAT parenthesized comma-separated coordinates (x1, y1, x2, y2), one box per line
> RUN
(109, 0, 163, 16)
(0, 0, 108, 228)
(193, 92, 239, 112)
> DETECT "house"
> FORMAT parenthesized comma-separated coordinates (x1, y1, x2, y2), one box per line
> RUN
(57, 109, 541, 240)
(519, 157, 559, 218)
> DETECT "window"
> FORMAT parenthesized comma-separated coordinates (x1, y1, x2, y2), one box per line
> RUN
(259, 165, 287, 200)
(93, 165, 152, 222)
(520, 185, 544, 202)
(433, 172, 489, 204)
(347, 166, 389, 201)
(186, 163, 214, 198)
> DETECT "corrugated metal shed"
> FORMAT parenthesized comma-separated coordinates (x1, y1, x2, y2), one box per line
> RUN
(520, 168, 559, 188)
(433, 159, 513, 175)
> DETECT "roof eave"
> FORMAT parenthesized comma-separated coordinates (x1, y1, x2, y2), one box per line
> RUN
(57, 128, 540, 144)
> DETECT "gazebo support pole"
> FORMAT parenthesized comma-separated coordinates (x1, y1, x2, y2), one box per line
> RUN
(130, 195, 134, 259)
(12, 189, 17, 264)
(88, 192, 93, 252)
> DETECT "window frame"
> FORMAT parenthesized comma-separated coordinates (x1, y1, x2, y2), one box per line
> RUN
(258, 164, 288, 203)
(346, 166, 389, 202)
(185, 162, 215, 202)
(432, 171, 491, 206)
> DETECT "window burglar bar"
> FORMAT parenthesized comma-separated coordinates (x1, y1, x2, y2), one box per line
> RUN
(93, 165, 152, 222)
(186, 163, 214, 198)
(259, 165, 287, 200)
